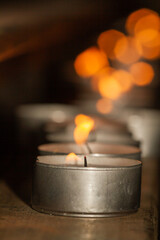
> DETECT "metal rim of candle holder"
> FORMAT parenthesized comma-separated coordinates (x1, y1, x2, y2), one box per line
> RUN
(38, 143, 141, 161)
(45, 133, 140, 147)
(32, 207, 138, 218)
(32, 156, 142, 218)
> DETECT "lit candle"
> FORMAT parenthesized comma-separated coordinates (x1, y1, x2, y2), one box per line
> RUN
(45, 131, 139, 147)
(38, 142, 141, 160)
(32, 155, 142, 217)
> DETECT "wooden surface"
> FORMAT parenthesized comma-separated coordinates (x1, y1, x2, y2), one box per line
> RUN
(0, 158, 158, 240)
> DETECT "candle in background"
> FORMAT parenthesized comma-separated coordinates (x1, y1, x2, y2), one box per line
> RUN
(38, 142, 141, 160)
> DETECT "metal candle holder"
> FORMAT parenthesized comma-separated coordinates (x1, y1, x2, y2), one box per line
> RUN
(46, 131, 139, 147)
(46, 131, 96, 143)
(38, 143, 141, 160)
(32, 155, 142, 217)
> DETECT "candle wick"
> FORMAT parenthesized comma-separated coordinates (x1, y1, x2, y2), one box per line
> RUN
(84, 156, 87, 167)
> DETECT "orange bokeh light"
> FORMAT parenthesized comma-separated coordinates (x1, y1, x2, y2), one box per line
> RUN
(74, 114, 95, 145)
(139, 31, 160, 60)
(125, 8, 156, 36)
(66, 152, 81, 162)
(97, 29, 125, 59)
(114, 36, 142, 64)
(143, 32, 160, 48)
(129, 61, 154, 86)
(96, 98, 113, 114)
(98, 74, 122, 100)
(141, 44, 160, 60)
(112, 70, 133, 92)
(91, 67, 115, 92)
(134, 13, 159, 44)
(74, 46, 108, 78)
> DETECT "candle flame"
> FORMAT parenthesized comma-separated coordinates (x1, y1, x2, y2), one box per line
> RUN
(75, 114, 94, 127)
(66, 152, 81, 162)
(74, 114, 95, 144)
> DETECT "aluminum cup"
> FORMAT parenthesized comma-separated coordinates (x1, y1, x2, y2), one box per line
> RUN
(38, 142, 141, 160)
(32, 155, 142, 217)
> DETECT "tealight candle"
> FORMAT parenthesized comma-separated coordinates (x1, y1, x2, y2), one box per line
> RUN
(45, 131, 96, 143)
(92, 116, 130, 134)
(38, 142, 141, 160)
(44, 115, 131, 136)
(96, 131, 140, 147)
(46, 131, 139, 147)
(32, 155, 142, 217)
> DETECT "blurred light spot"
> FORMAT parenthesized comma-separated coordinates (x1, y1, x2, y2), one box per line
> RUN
(97, 29, 125, 59)
(141, 44, 160, 60)
(98, 74, 122, 100)
(91, 67, 115, 92)
(96, 98, 113, 114)
(112, 70, 133, 92)
(140, 32, 160, 60)
(74, 47, 108, 78)
(134, 14, 159, 44)
(129, 61, 154, 86)
(125, 8, 156, 36)
(51, 110, 67, 123)
(143, 32, 160, 48)
(114, 36, 142, 64)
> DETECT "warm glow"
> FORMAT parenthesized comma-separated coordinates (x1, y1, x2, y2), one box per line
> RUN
(74, 114, 95, 144)
(75, 114, 94, 128)
(129, 61, 154, 86)
(134, 14, 159, 44)
(74, 125, 91, 145)
(91, 75, 99, 92)
(112, 70, 133, 92)
(140, 32, 160, 60)
(96, 98, 113, 114)
(125, 8, 156, 36)
(98, 75, 122, 100)
(91, 67, 115, 92)
(74, 46, 108, 78)
(141, 44, 160, 60)
(143, 32, 160, 48)
(97, 29, 125, 59)
(66, 152, 81, 162)
(114, 36, 142, 64)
